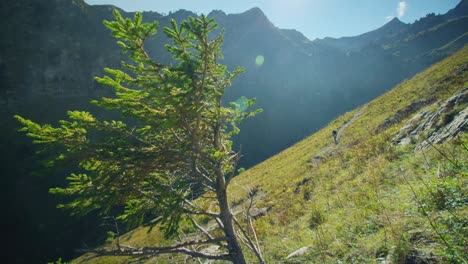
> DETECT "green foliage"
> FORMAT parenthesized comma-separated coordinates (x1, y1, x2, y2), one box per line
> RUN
(15, 9, 259, 243)
(48, 258, 68, 264)
(308, 205, 326, 230)
(105, 231, 116, 244)
(412, 142, 468, 263)
(420, 175, 466, 211)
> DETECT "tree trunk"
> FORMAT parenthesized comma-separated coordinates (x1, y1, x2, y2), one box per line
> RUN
(216, 169, 247, 264)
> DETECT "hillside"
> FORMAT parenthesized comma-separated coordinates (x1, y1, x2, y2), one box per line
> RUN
(74, 45, 467, 264)
(1, 1, 467, 262)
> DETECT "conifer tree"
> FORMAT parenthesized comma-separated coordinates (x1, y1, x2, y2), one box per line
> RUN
(16, 10, 262, 263)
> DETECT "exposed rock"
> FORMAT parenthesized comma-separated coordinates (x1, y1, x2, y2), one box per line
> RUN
(377, 256, 391, 264)
(286, 246, 312, 259)
(200, 245, 223, 255)
(404, 249, 440, 264)
(250, 206, 272, 219)
(376, 99, 434, 133)
(393, 88, 468, 150)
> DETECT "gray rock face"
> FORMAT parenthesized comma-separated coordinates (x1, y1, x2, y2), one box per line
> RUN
(393, 88, 468, 150)
(376, 99, 434, 133)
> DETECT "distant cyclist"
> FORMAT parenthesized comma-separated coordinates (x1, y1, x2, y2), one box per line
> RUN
(332, 130, 338, 145)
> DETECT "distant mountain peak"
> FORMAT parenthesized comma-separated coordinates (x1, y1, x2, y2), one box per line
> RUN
(208, 9, 226, 17)
(239, 7, 269, 21)
(171, 9, 195, 17)
(383, 17, 406, 29)
(226, 7, 273, 28)
(388, 17, 403, 24)
(244, 7, 265, 16)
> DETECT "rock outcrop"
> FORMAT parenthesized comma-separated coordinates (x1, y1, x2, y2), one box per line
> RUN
(376, 99, 434, 133)
(286, 246, 312, 259)
(393, 88, 468, 150)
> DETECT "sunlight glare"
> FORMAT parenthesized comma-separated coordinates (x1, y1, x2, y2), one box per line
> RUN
(255, 55, 265, 66)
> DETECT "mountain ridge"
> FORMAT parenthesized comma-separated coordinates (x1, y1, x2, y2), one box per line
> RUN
(316, 16, 409, 52)
(1, 1, 467, 262)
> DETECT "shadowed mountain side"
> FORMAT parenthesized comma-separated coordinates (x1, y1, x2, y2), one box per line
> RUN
(208, 3, 468, 167)
(0, 0, 467, 262)
(1, 0, 467, 167)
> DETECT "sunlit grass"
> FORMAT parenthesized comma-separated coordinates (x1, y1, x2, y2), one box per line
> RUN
(74, 46, 468, 263)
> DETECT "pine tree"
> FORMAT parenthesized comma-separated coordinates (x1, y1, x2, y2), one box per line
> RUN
(16, 10, 263, 263)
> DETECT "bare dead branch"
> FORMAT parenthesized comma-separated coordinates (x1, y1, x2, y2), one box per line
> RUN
(214, 217, 224, 230)
(248, 216, 263, 260)
(103, 216, 121, 251)
(195, 165, 214, 184)
(235, 230, 255, 252)
(233, 215, 265, 264)
(187, 214, 215, 241)
(245, 191, 263, 260)
(183, 206, 219, 218)
(78, 237, 231, 261)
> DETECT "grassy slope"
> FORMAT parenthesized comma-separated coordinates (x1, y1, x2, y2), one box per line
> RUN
(74, 46, 468, 264)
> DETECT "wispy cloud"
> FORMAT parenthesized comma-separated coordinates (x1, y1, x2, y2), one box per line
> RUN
(385, 16, 395, 21)
(397, 1, 408, 18)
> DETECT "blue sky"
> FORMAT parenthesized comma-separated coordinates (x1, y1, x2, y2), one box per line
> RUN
(84, 0, 461, 39)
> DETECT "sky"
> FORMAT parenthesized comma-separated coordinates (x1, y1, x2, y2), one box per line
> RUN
(84, 0, 461, 39)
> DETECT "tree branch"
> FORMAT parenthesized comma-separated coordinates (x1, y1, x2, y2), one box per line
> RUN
(233, 215, 265, 264)
(183, 199, 218, 214)
(187, 215, 214, 240)
(183, 208, 220, 218)
(78, 237, 230, 260)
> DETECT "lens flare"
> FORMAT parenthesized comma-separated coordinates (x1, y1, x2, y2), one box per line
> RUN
(235, 97, 248, 112)
(255, 55, 265, 66)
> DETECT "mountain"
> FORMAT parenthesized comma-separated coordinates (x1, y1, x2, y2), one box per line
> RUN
(227, 3, 467, 168)
(318, 17, 409, 52)
(76, 43, 468, 264)
(1, 0, 467, 167)
(446, 0, 468, 19)
(0, 0, 467, 262)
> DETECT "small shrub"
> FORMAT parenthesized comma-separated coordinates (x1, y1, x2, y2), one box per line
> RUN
(421, 176, 466, 211)
(308, 206, 326, 230)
